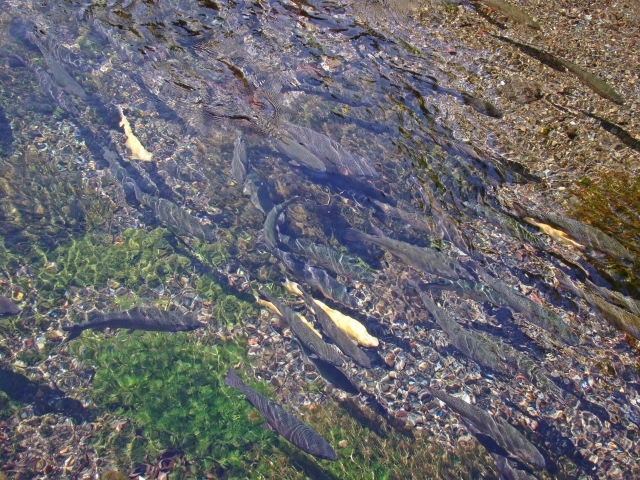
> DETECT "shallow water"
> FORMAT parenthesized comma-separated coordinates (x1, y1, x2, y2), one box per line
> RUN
(0, 0, 638, 478)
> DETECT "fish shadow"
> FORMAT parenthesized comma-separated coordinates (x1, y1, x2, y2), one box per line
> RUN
(0, 367, 90, 423)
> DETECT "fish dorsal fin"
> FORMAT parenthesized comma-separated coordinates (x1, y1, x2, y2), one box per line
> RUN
(262, 422, 276, 431)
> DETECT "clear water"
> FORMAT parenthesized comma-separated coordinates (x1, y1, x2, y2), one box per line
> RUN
(0, 0, 638, 479)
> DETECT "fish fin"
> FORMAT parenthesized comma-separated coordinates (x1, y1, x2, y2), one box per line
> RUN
(262, 422, 276, 431)
(61, 325, 83, 343)
(343, 228, 364, 242)
(308, 353, 319, 360)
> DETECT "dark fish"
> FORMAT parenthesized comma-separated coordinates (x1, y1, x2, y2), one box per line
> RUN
(460, 92, 503, 118)
(9, 54, 80, 116)
(231, 133, 248, 183)
(225, 367, 338, 460)
(263, 197, 301, 250)
(282, 122, 378, 177)
(557, 58, 624, 105)
(464, 201, 546, 250)
(345, 227, 470, 281)
(280, 234, 374, 282)
(166, 159, 207, 183)
(373, 199, 438, 235)
(583, 291, 640, 341)
(126, 182, 217, 242)
(476, 269, 580, 346)
(274, 132, 327, 172)
(427, 387, 546, 469)
(301, 290, 371, 369)
(416, 288, 506, 373)
(271, 247, 306, 278)
(491, 453, 538, 480)
(423, 278, 504, 306)
(0, 295, 20, 317)
(243, 172, 274, 215)
(585, 280, 640, 315)
(409, 176, 473, 256)
(474, 0, 541, 30)
(62, 307, 206, 342)
(294, 338, 361, 395)
(27, 33, 87, 99)
(303, 265, 360, 309)
(519, 208, 633, 261)
(259, 290, 344, 367)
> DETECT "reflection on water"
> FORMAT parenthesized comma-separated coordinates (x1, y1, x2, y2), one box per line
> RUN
(0, 0, 638, 478)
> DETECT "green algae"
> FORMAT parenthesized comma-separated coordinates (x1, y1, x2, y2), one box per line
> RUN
(75, 333, 274, 476)
(34, 228, 192, 303)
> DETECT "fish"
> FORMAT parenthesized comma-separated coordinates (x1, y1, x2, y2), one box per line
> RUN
(422, 278, 504, 306)
(126, 182, 217, 242)
(0, 295, 20, 317)
(260, 290, 344, 367)
(282, 122, 378, 177)
(524, 217, 584, 249)
(166, 159, 207, 183)
(263, 197, 301, 250)
(62, 307, 206, 342)
(584, 280, 640, 315)
(231, 133, 248, 184)
(274, 132, 327, 172)
(524, 210, 633, 261)
(311, 298, 378, 348)
(243, 173, 275, 215)
(9, 54, 80, 116)
(224, 367, 338, 460)
(300, 290, 373, 368)
(280, 234, 374, 282)
(409, 177, 473, 256)
(345, 227, 471, 281)
(476, 269, 580, 346)
(373, 199, 438, 236)
(294, 338, 361, 395)
(427, 387, 546, 469)
(118, 107, 153, 161)
(464, 201, 546, 250)
(303, 265, 360, 309)
(27, 33, 87, 99)
(416, 288, 507, 373)
(557, 58, 624, 105)
(473, 0, 541, 30)
(583, 291, 640, 341)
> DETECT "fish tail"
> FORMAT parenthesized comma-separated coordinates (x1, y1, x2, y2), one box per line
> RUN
(224, 367, 247, 392)
(61, 325, 84, 343)
(344, 228, 365, 242)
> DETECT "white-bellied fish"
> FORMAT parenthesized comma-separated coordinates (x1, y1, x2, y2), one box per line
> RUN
(62, 307, 206, 342)
(224, 368, 338, 460)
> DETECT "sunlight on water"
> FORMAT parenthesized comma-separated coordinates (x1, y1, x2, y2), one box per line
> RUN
(0, 0, 638, 478)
